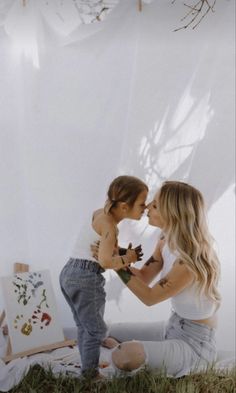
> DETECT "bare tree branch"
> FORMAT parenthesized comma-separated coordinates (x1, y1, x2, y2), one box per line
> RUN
(173, 0, 217, 31)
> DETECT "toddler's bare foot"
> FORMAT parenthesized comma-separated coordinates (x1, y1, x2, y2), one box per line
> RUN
(93, 373, 105, 382)
(102, 337, 120, 349)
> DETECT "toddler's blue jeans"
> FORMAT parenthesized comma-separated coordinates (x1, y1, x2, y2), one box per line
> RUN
(59, 258, 107, 376)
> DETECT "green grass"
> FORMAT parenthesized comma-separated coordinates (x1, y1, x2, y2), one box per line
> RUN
(5, 365, 236, 393)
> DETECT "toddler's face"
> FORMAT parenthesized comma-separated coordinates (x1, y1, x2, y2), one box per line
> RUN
(127, 190, 148, 221)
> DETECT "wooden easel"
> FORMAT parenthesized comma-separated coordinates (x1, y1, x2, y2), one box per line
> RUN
(0, 263, 76, 363)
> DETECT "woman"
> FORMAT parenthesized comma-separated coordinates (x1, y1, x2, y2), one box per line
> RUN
(101, 181, 221, 377)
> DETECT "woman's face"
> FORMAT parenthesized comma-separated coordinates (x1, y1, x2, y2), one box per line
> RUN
(147, 191, 165, 228)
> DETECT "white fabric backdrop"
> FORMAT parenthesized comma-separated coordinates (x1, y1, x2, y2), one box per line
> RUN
(0, 0, 235, 350)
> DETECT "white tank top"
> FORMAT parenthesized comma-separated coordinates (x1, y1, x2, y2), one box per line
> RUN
(161, 243, 217, 319)
(71, 219, 100, 262)
(160, 244, 178, 279)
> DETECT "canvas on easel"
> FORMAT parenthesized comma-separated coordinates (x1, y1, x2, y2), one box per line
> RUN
(0, 265, 76, 362)
(0, 263, 29, 339)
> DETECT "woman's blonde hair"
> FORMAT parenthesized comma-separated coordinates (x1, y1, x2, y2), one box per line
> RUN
(159, 181, 221, 307)
(104, 175, 148, 214)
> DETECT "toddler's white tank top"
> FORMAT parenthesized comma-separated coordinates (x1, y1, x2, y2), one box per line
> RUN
(71, 218, 100, 262)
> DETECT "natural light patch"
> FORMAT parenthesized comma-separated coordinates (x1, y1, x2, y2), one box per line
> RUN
(138, 85, 213, 192)
(169, 91, 213, 145)
(157, 92, 213, 177)
(139, 108, 169, 158)
(170, 85, 195, 130)
(4, 1, 41, 68)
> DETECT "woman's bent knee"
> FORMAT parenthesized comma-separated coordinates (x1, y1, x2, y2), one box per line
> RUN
(112, 341, 146, 371)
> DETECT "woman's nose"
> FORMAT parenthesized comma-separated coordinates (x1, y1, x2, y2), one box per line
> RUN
(146, 202, 151, 210)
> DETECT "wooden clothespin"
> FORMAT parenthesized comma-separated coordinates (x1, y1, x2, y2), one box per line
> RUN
(138, 0, 142, 12)
(14, 262, 29, 273)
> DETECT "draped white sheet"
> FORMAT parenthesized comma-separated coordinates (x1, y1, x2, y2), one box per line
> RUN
(0, 0, 235, 352)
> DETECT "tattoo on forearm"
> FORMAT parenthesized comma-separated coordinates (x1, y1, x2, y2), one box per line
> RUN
(158, 278, 168, 288)
(145, 256, 160, 266)
(116, 269, 132, 285)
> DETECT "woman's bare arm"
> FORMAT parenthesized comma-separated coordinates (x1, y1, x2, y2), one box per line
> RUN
(129, 238, 165, 284)
(117, 260, 195, 306)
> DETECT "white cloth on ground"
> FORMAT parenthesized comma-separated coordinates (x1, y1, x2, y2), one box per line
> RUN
(0, 327, 235, 391)
(0, 328, 115, 391)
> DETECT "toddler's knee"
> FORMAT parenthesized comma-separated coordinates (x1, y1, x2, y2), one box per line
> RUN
(112, 341, 146, 371)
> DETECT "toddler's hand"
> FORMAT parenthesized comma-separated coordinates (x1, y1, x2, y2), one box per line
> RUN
(126, 246, 143, 263)
(90, 240, 100, 260)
